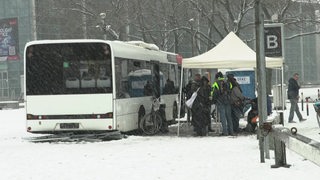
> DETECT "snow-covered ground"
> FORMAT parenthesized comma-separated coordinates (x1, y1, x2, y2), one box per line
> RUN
(0, 87, 320, 180)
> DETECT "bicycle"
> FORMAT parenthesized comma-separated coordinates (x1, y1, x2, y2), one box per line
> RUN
(140, 97, 163, 135)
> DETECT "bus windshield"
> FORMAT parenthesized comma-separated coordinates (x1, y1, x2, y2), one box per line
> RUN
(26, 43, 112, 95)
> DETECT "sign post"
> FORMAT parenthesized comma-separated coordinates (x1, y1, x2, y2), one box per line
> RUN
(265, 23, 285, 111)
(255, 0, 267, 163)
(263, 23, 285, 162)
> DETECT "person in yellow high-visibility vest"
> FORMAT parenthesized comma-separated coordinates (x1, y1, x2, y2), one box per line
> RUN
(211, 72, 235, 136)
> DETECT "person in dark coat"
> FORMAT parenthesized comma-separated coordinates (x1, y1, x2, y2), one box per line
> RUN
(191, 76, 211, 136)
(227, 74, 245, 133)
(185, 74, 201, 123)
(144, 81, 153, 96)
(287, 73, 306, 123)
(164, 78, 175, 94)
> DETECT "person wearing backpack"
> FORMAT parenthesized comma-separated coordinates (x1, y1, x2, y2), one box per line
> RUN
(211, 72, 235, 136)
(227, 74, 245, 134)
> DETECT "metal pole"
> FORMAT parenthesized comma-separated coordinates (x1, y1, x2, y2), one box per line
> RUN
(177, 67, 185, 136)
(306, 97, 309, 116)
(31, 0, 37, 40)
(126, 0, 130, 41)
(191, 25, 194, 57)
(255, 0, 268, 163)
(281, 67, 285, 110)
(301, 92, 304, 111)
(81, 0, 88, 39)
(300, 2, 304, 83)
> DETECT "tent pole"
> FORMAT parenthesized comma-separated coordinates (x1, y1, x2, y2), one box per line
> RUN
(281, 65, 285, 112)
(177, 66, 184, 136)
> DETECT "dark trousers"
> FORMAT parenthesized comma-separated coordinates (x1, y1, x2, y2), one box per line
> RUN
(231, 105, 242, 133)
(187, 108, 191, 122)
(288, 98, 303, 122)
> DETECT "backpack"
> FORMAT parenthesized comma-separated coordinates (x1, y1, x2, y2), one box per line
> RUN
(211, 79, 231, 104)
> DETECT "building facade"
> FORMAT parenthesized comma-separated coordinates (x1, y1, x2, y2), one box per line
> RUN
(1, 0, 320, 102)
(0, 0, 34, 101)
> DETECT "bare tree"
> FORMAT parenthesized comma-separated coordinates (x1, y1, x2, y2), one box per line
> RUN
(35, 0, 320, 54)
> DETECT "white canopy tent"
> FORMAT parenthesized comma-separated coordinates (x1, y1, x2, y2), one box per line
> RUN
(182, 31, 283, 69)
(177, 31, 284, 136)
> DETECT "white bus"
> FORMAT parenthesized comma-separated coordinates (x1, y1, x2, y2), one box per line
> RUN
(24, 39, 183, 134)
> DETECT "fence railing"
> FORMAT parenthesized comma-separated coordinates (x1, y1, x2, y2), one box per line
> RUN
(266, 112, 320, 167)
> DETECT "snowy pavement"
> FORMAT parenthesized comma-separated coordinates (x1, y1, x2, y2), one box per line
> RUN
(0, 86, 319, 180)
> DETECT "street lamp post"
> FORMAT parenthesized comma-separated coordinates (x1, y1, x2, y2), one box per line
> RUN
(98, 13, 107, 40)
(300, 2, 304, 83)
(188, 18, 201, 75)
(96, 12, 119, 40)
(189, 18, 195, 57)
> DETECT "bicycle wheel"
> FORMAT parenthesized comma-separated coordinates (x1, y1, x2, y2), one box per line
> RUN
(140, 112, 162, 135)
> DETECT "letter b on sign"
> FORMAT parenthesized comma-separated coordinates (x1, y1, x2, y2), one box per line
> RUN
(264, 25, 283, 57)
(267, 35, 278, 49)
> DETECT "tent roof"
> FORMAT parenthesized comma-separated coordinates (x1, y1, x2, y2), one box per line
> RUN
(182, 32, 283, 69)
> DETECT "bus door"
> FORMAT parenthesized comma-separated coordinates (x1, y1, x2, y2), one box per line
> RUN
(150, 60, 160, 99)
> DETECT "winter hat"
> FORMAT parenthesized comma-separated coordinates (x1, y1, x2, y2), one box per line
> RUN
(215, 71, 223, 79)
(227, 73, 234, 79)
(201, 76, 209, 82)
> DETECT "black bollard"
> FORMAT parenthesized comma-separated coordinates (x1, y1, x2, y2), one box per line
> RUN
(271, 113, 291, 168)
(306, 97, 310, 116)
(301, 92, 304, 111)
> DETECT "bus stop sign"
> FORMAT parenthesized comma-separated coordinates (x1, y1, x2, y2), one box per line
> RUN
(264, 24, 283, 57)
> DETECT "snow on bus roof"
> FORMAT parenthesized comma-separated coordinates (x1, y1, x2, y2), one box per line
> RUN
(125, 41, 160, 51)
(24, 39, 178, 62)
(25, 39, 108, 45)
(25, 39, 171, 54)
